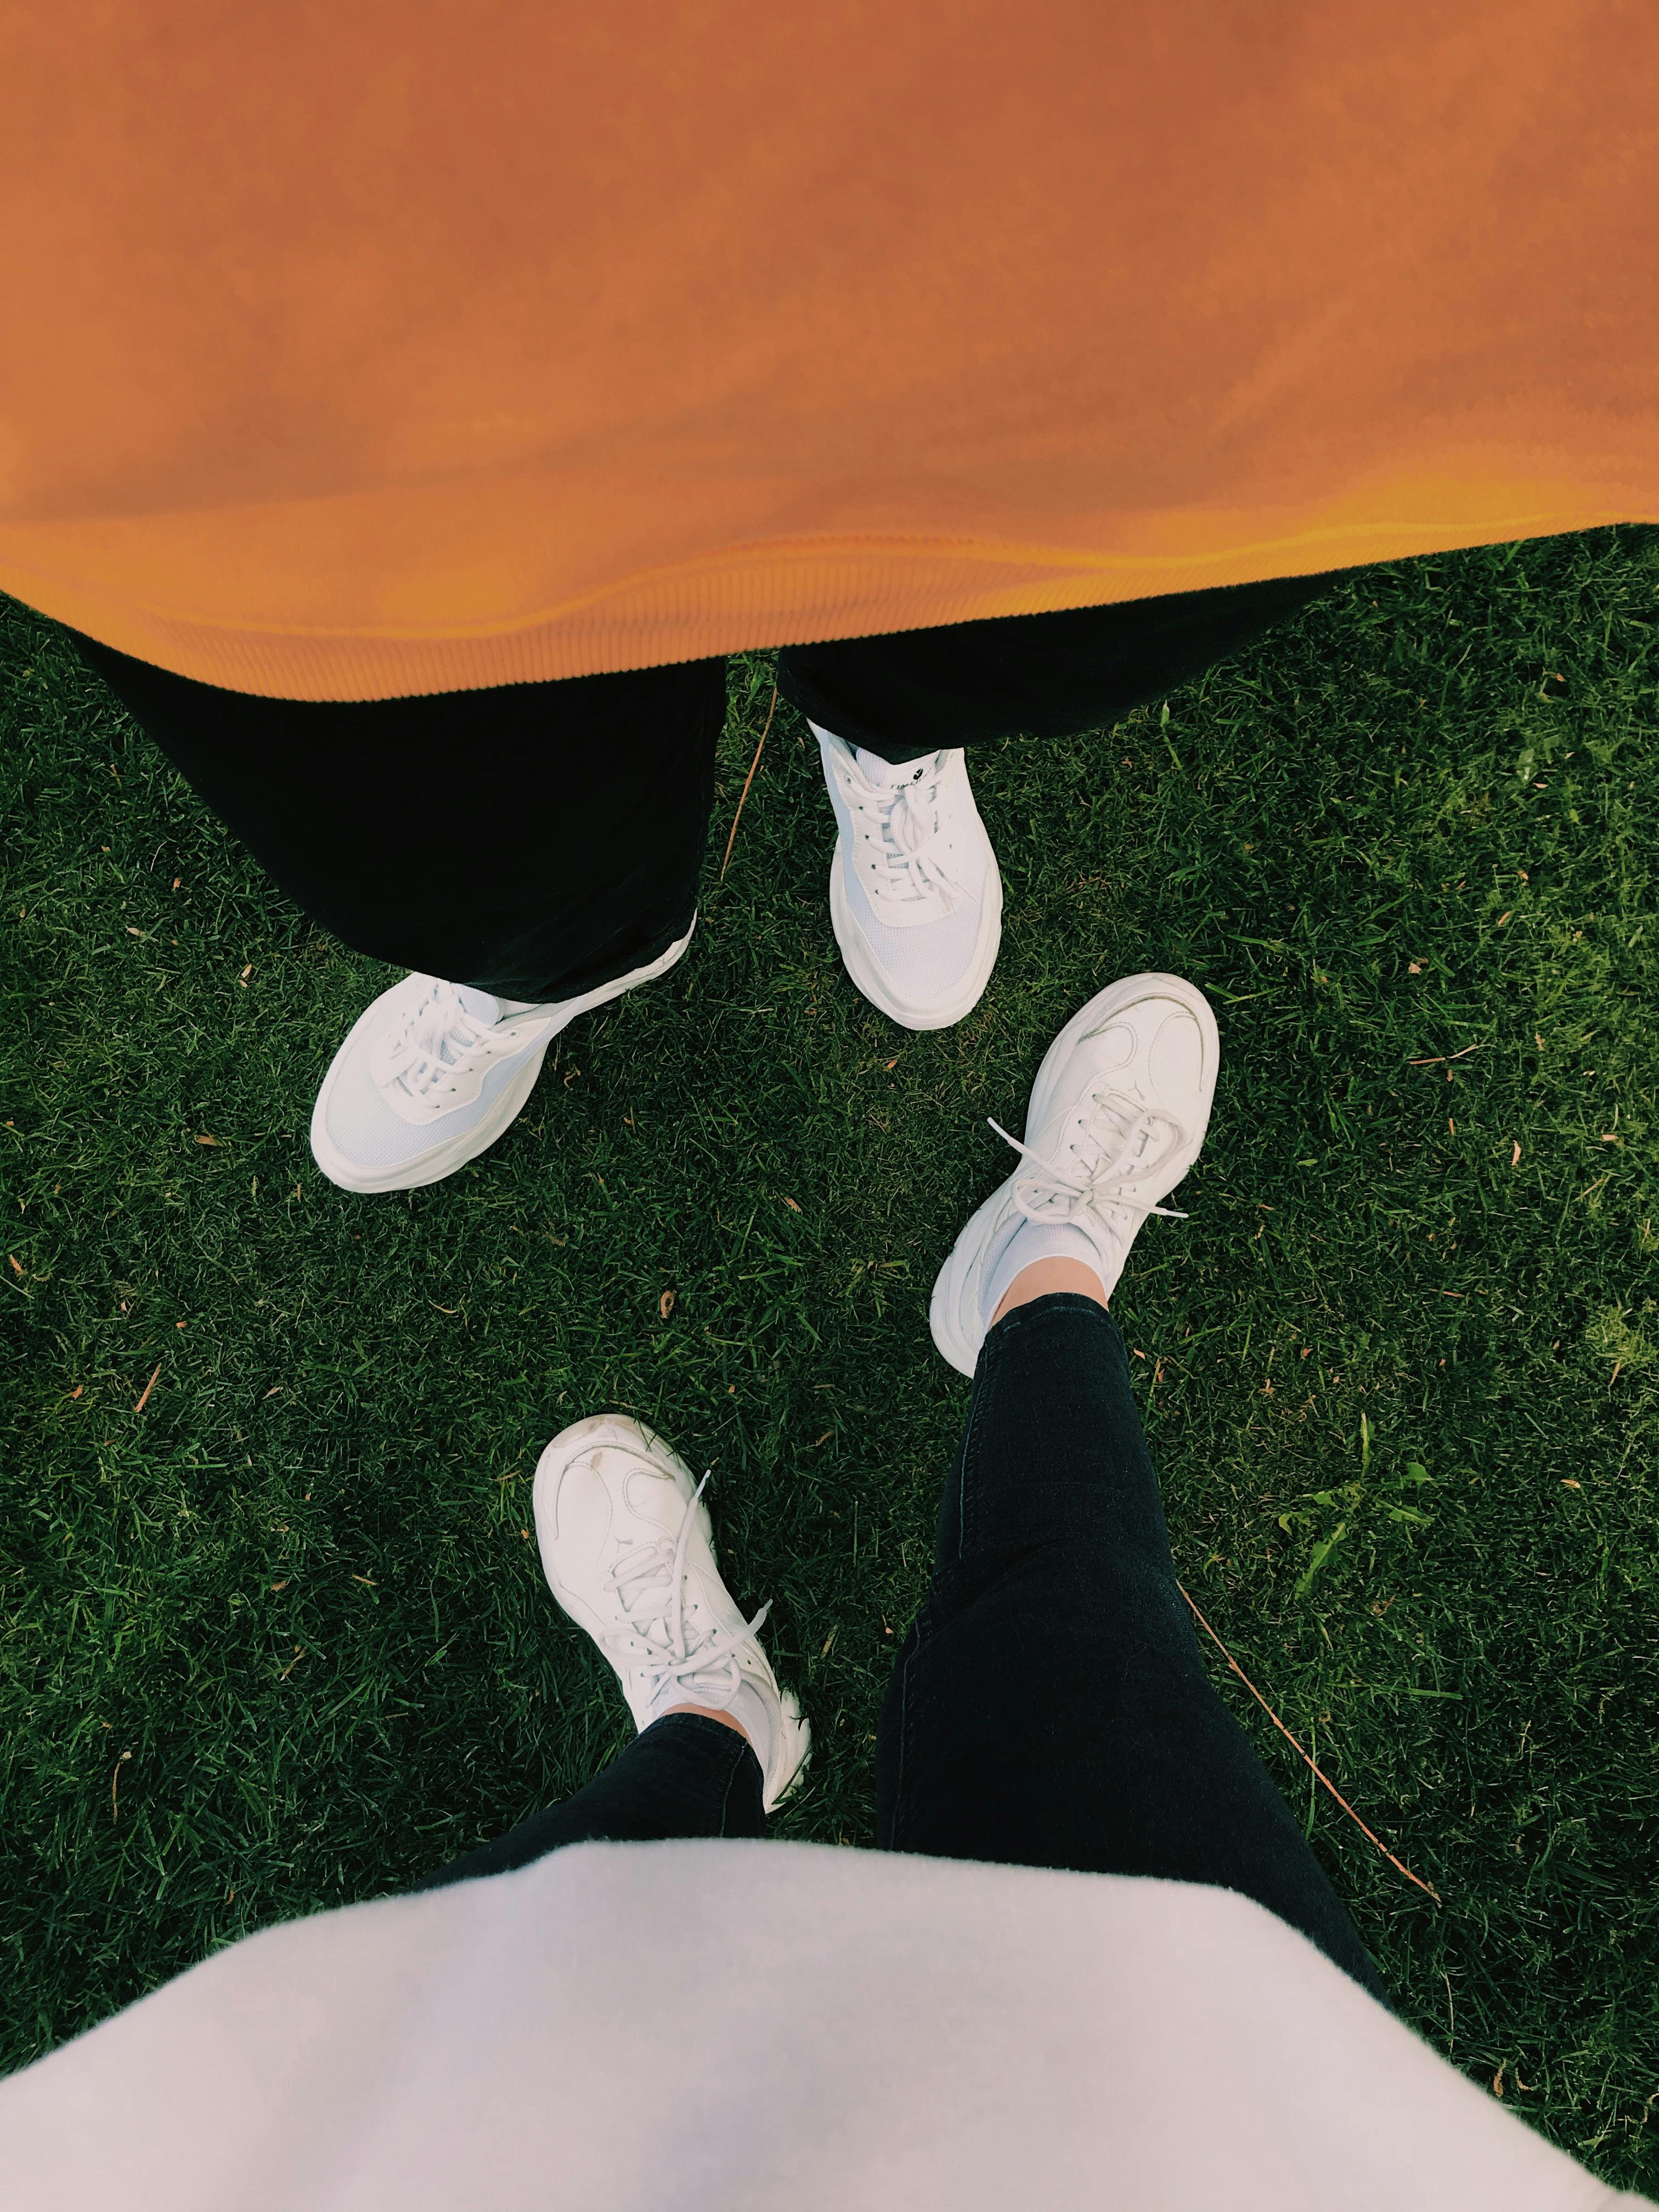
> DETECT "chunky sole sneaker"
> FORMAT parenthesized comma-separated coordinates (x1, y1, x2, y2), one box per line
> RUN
(817, 729, 1002, 1030)
(532, 1413, 810, 1812)
(929, 972, 1220, 1376)
(309, 919, 694, 1194)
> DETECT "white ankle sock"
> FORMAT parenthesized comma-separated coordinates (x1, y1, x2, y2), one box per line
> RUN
(660, 1680, 772, 1774)
(980, 1217, 1107, 1329)
(721, 1680, 774, 1774)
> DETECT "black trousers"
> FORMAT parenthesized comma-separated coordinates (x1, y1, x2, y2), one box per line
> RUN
(72, 573, 1328, 1002)
(420, 1296, 1389, 2006)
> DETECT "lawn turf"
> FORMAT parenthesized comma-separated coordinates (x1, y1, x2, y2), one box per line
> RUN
(2, 528, 1657, 2187)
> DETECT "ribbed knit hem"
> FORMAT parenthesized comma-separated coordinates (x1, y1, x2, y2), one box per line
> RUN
(6, 502, 1651, 702)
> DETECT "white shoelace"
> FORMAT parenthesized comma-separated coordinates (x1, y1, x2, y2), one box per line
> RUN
(845, 754, 972, 913)
(374, 978, 551, 1109)
(989, 1091, 1191, 1241)
(607, 1473, 770, 1713)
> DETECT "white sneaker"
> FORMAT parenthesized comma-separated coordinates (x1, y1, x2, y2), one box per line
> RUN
(309, 919, 695, 1193)
(929, 972, 1220, 1376)
(815, 726, 1002, 1030)
(532, 1414, 810, 1812)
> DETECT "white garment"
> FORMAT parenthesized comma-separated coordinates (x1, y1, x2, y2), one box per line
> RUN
(0, 1842, 1637, 2212)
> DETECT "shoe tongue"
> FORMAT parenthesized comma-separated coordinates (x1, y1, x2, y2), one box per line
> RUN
(616, 1556, 669, 1618)
(453, 984, 501, 1025)
(854, 744, 934, 788)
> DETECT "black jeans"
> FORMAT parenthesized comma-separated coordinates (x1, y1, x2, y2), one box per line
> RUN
(421, 1295, 1388, 2005)
(71, 573, 1328, 1002)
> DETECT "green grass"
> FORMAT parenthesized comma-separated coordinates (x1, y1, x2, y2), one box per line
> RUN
(3, 529, 1657, 2186)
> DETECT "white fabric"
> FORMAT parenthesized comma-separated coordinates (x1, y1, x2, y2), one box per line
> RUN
(979, 1216, 1107, 1325)
(0, 1839, 1638, 2212)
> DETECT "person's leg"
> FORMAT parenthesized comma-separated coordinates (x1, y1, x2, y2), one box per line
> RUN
(416, 1413, 810, 1892)
(415, 1711, 763, 1891)
(70, 635, 729, 1189)
(889, 971, 1388, 2000)
(776, 572, 1335, 763)
(877, 1293, 1387, 2000)
(71, 635, 726, 1002)
(777, 574, 1335, 1034)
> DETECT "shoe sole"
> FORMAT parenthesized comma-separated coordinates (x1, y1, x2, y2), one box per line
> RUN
(309, 919, 696, 1194)
(532, 1412, 811, 1813)
(928, 972, 1220, 1376)
(828, 848, 1003, 1032)
(760, 1689, 812, 1814)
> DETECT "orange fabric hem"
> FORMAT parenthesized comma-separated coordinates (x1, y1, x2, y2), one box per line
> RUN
(6, 505, 1652, 701)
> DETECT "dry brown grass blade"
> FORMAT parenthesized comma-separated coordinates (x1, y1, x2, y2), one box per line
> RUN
(1408, 1043, 1485, 1067)
(133, 1360, 162, 1414)
(1178, 1582, 1441, 1901)
(719, 686, 778, 879)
